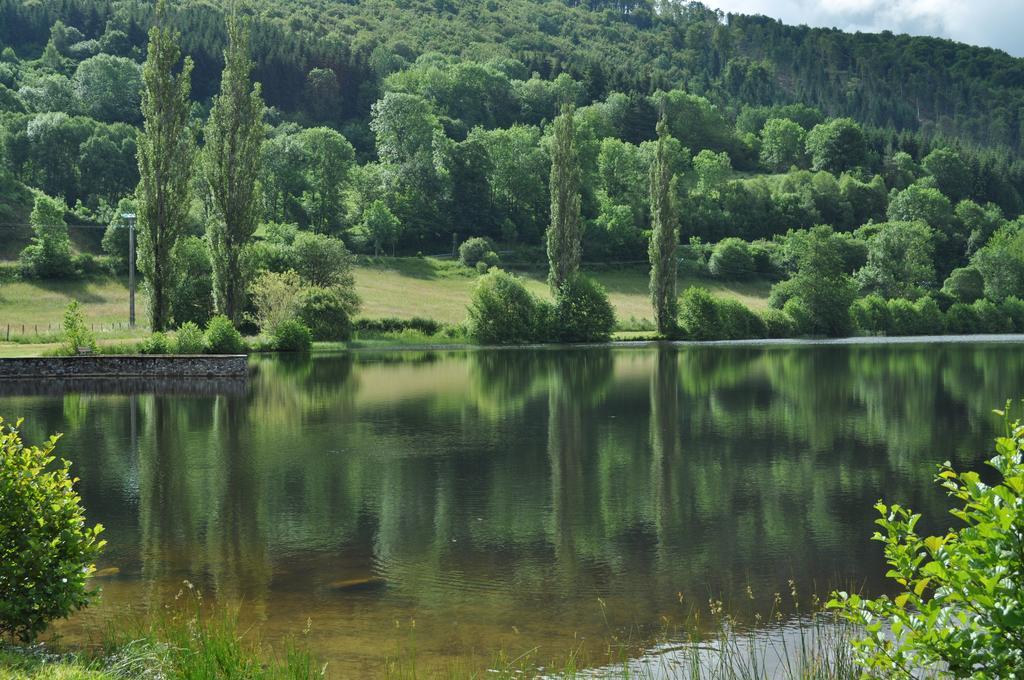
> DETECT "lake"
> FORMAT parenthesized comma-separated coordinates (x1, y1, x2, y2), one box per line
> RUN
(2, 340, 1021, 676)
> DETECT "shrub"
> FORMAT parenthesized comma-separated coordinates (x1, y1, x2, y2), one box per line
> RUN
(1001, 296, 1024, 332)
(0, 417, 105, 642)
(717, 299, 766, 339)
(249, 269, 304, 336)
(354, 317, 442, 335)
(850, 294, 891, 335)
(887, 298, 920, 336)
(708, 237, 755, 279)
(299, 287, 353, 341)
(475, 261, 489, 274)
(972, 299, 1012, 333)
(174, 322, 205, 354)
(945, 303, 981, 335)
(913, 296, 944, 335)
(204, 315, 246, 354)
(58, 300, 96, 355)
(459, 236, 494, 268)
(830, 406, 1024, 677)
(270, 319, 312, 352)
(554, 274, 615, 342)
(467, 269, 542, 345)
(761, 308, 794, 338)
(138, 331, 171, 355)
(678, 287, 721, 340)
(941, 266, 984, 304)
(782, 297, 815, 336)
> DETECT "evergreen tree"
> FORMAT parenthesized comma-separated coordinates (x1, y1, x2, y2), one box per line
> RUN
(648, 118, 680, 335)
(547, 104, 582, 293)
(203, 5, 265, 326)
(137, 0, 196, 331)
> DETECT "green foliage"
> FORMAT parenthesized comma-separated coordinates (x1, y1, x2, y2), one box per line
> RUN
(945, 302, 981, 335)
(137, 0, 196, 332)
(72, 54, 142, 123)
(972, 222, 1024, 302)
(716, 298, 766, 340)
(547, 105, 582, 293)
(173, 321, 206, 354)
(830, 407, 1024, 676)
(138, 331, 171, 355)
(922, 147, 971, 203)
(776, 226, 857, 337)
(0, 417, 105, 643)
(467, 269, 543, 345)
(805, 118, 866, 173)
(708, 237, 755, 280)
(678, 287, 721, 341)
(887, 183, 954, 233)
(856, 221, 936, 299)
(101, 198, 136, 270)
(885, 297, 945, 336)
(58, 300, 95, 355)
(204, 315, 245, 354)
(972, 298, 1013, 334)
(20, 194, 71, 279)
(291, 232, 358, 300)
(361, 199, 401, 256)
(1002, 296, 1024, 332)
(760, 117, 806, 172)
(270, 318, 312, 352)
(170, 236, 214, 328)
(203, 8, 265, 325)
(554, 274, 615, 343)
(850, 294, 892, 335)
(299, 287, 353, 341)
(459, 237, 495, 268)
(761, 307, 794, 338)
(648, 118, 680, 336)
(941, 266, 985, 304)
(249, 269, 303, 337)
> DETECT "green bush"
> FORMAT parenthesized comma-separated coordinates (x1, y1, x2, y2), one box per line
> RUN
(174, 322, 206, 354)
(761, 308, 794, 338)
(0, 417, 105, 642)
(945, 303, 981, 335)
(138, 331, 171, 355)
(170, 236, 215, 328)
(475, 260, 489, 274)
(887, 298, 920, 336)
(58, 300, 96, 355)
(913, 296, 944, 335)
(355, 317, 442, 335)
(850, 294, 891, 335)
(204, 315, 246, 354)
(459, 236, 494, 268)
(708, 237, 755, 279)
(299, 287, 353, 341)
(678, 287, 721, 340)
(717, 299, 766, 339)
(1001, 296, 1024, 332)
(941, 266, 984, 304)
(270, 319, 312, 352)
(972, 299, 1012, 333)
(554, 274, 615, 342)
(467, 269, 542, 345)
(830, 406, 1024, 676)
(782, 297, 815, 336)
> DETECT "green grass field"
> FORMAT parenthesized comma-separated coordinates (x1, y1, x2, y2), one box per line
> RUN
(0, 258, 771, 356)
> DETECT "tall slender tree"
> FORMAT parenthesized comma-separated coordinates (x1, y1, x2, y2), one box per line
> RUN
(137, 0, 196, 332)
(203, 5, 265, 326)
(648, 117, 680, 336)
(546, 104, 582, 293)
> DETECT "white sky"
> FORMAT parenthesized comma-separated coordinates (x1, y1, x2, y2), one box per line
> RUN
(708, 0, 1024, 57)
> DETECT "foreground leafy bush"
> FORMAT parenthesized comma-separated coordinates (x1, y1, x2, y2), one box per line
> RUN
(204, 315, 246, 354)
(941, 266, 984, 304)
(708, 237, 754, 279)
(850, 294, 891, 335)
(944, 302, 981, 335)
(467, 269, 542, 345)
(299, 287, 353, 341)
(716, 298, 766, 339)
(138, 331, 172, 355)
(174, 322, 206, 354)
(761, 308, 795, 338)
(830, 405, 1024, 676)
(554, 274, 615, 342)
(0, 417, 105, 642)
(678, 287, 721, 340)
(270, 319, 312, 352)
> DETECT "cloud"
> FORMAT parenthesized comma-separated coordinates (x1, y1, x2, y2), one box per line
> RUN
(707, 0, 1024, 57)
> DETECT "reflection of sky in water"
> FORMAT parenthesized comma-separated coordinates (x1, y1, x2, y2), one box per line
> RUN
(0, 342, 1019, 676)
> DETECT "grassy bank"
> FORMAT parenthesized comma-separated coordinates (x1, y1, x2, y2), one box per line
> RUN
(0, 258, 770, 356)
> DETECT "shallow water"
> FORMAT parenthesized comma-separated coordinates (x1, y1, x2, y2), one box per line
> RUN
(2, 342, 1022, 676)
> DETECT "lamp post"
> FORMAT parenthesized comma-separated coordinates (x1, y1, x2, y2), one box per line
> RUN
(122, 212, 137, 328)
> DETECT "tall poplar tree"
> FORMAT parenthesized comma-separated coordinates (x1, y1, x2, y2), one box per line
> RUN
(546, 104, 582, 293)
(203, 5, 265, 326)
(649, 117, 680, 336)
(137, 0, 195, 332)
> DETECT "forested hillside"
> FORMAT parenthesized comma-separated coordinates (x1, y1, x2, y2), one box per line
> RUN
(2, 0, 1024, 341)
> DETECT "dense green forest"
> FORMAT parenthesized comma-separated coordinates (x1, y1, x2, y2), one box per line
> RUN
(2, 0, 1024, 339)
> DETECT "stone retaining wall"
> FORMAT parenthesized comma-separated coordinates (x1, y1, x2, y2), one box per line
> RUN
(0, 355, 248, 379)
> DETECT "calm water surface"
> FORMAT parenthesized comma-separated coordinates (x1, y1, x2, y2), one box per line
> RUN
(2, 342, 1022, 676)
